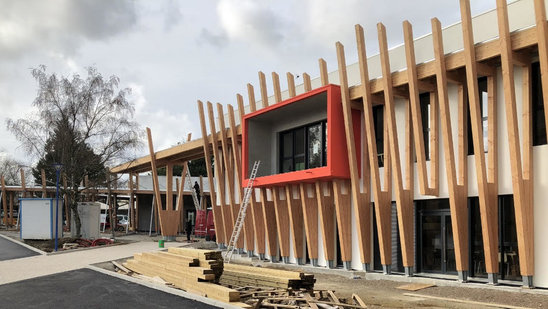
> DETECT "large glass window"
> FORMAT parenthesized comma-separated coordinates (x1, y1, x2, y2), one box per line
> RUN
(532, 62, 547, 146)
(279, 120, 327, 173)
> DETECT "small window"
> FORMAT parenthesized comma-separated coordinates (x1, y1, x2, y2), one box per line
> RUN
(373, 105, 384, 167)
(467, 77, 489, 155)
(532, 62, 547, 146)
(279, 120, 327, 173)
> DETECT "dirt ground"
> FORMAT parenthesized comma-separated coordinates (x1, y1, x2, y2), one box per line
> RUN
(312, 272, 548, 308)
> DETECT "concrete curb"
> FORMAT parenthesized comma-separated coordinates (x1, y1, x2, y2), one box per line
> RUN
(0, 233, 47, 255)
(87, 265, 242, 309)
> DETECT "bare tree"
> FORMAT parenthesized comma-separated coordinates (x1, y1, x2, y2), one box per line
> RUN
(7, 65, 142, 237)
(0, 155, 31, 186)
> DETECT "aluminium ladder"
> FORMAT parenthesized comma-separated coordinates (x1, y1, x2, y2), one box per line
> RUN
(185, 167, 201, 210)
(223, 160, 260, 263)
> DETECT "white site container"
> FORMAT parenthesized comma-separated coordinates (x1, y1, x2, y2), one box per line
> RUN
(20, 198, 63, 240)
(71, 202, 101, 239)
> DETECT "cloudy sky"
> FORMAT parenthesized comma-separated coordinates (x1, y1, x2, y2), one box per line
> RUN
(0, 0, 497, 168)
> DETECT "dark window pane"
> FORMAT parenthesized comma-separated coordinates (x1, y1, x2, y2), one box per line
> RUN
(295, 128, 305, 155)
(373, 105, 384, 167)
(295, 155, 305, 171)
(420, 93, 430, 161)
(282, 159, 293, 173)
(324, 121, 328, 165)
(532, 62, 547, 146)
(308, 123, 322, 168)
(282, 132, 293, 157)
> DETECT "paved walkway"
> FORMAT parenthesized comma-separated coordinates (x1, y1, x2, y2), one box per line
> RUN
(0, 235, 40, 261)
(0, 234, 181, 285)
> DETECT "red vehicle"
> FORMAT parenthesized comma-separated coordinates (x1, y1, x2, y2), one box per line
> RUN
(194, 209, 215, 241)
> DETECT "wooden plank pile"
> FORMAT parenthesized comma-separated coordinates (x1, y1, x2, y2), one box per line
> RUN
(123, 248, 240, 304)
(221, 263, 315, 290)
(234, 286, 368, 308)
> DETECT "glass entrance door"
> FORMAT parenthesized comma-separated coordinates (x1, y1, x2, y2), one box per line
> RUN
(420, 211, 456, 274)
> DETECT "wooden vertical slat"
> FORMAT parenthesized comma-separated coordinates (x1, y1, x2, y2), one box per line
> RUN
(460, 0, 498, 275)
(146, 128, 166, 235)
(403, 21, 438, 196)
(319, 59, 329, 86)
(41, 169, 47, 198)
(240, 92, 265, 255)
(496, 0, 533, 277)
(316, 181, 335, 263)
(287, 73, 296, 98)
(166, 164, 173, 210)
(207, 101, 231, 245)
(135, 174, 139, 230)
(300, 183, 318, 261)
(217, 103, 242, 249)
(534, 0, 548, 134)
(429, 90, 439, 196)
(1, 177, 7, 225)
(197, 100, 224, 245)
(272, 187, 290, 259)
(286, 185, 304, 260)
(247, 84, 257, 112)
(303, 73, 312, 92)
(129, 173, 135, 229)
(8, 192, 13, 226)
(20, 169, 26, 198)
(272, 72, 282, 103)
(378, 23, 414, 269)
(432, 17, 469, 273)
(356, 24, 390, 268)
(63, 174, 70, 230)
(259, 71, 269, 108)
(229, 101, 254, 252)
(260, 188, 278, 259)
(332, 180, 352, 263)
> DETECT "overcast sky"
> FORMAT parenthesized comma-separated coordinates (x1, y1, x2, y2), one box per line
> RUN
(0, 0, 497, 167)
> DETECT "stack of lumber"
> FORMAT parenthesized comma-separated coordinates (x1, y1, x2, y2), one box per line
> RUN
(123, 248, 240, 304)
(221, 263, 315, 290)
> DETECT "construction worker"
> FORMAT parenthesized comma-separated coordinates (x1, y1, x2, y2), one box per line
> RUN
(193, 181, 200, 204)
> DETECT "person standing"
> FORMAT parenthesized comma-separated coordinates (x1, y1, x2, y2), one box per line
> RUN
(185, 219, 193, 242)
(193, 181, 201, 204)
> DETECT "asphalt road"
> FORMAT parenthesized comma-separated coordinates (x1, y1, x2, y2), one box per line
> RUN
(0, 236, 40, 261)
(0, 268, 219, 309)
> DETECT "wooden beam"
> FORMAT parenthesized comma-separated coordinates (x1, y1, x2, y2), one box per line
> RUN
(20, 169, 26, 198)
(198, 100, 224, 245)
(315, 181, 335, 264)
(8, 192, 13, 226)
(129, 173, 135, 229)
(238, 97, 265, 255)
(356, 24, 390, 268)
(303, 73, 312, 92)
(299, 183, 318, 260)
(207, 101, 231, 245)
(332, 180, 352, 263)
(41, 169, 47, 198)
(247, 84, 257, 112)
(432, 17, 469, 273)
(403, 20, 437, 196)
(336, 38, 371, 267)
(272, 187, 290, 259)
(287, 73, 296, 98)
(319, 58, 329, 86)
(166, 164, 173, 210)
(496, 0, 533, 277)
(217, 103, 241, 249)
(272, 72, 282, 103)
(1, 177, 7, 225)
(378, 22, 414, 269)
(534, 0, 548, 135)
(146, 128, 166, 236)
(259, 71, 269, 108)
(260, 188, 278, 259)
(460, 0, 498, 275)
